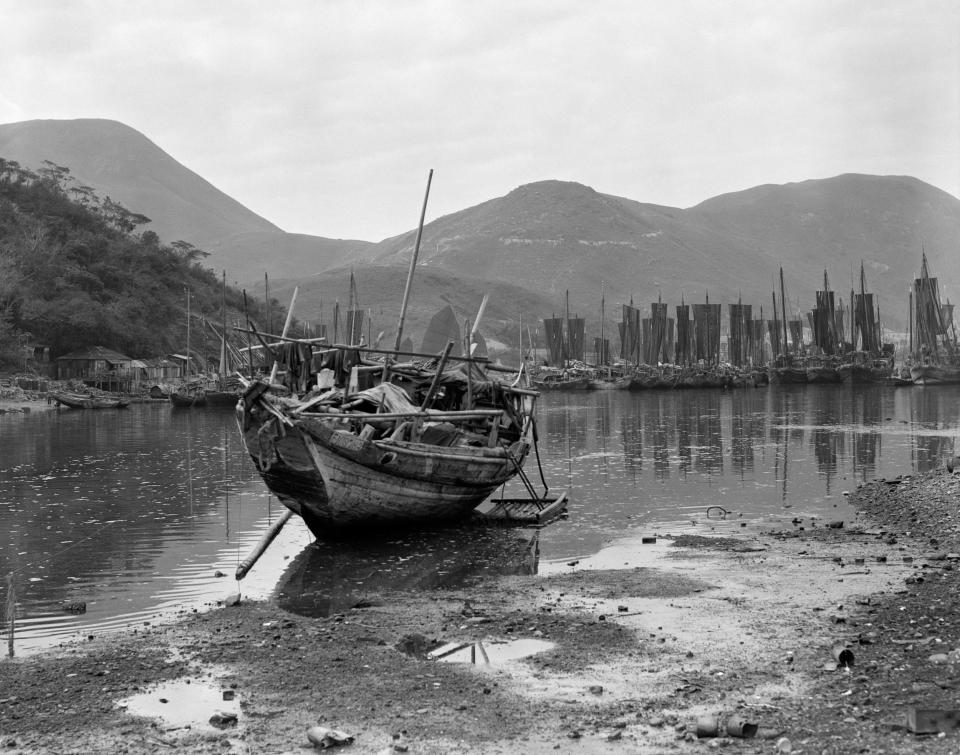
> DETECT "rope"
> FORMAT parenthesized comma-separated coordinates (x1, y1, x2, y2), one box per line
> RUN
(5, 518, 122, 577)
(531, 417, 549, 493)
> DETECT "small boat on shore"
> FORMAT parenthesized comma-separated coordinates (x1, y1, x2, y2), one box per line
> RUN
(51, 391, 129, 409)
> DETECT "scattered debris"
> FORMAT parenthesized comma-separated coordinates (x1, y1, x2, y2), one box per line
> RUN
(307, 725, 355, 748)
(907, 707, 960, 734)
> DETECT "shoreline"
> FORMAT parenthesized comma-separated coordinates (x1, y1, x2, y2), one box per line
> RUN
(2, 471, 960, 753)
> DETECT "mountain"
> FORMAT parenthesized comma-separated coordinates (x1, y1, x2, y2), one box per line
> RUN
(3, 118, 957, 337)
(371, 176, 960, 330)
(0, 118, 374, 283)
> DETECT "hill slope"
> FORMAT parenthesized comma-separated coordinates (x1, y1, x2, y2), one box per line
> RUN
(372, 176, 960, 329)
(0, 119, 375, 284)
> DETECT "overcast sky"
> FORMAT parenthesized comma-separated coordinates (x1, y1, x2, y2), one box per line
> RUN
(2, 0, 958, 241)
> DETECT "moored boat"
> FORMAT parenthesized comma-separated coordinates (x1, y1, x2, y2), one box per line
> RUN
(170, 383, 207, 407)
(805, 359, 843, 384)
(909, 364, 960, 386)
(51, 390, 129, 409)
(237, 346, 545, 537)
(587, 374, 631, 390)
(908, 253, 960, 385)
(530, 368, 591, 390)
(838, 355, 895, 384)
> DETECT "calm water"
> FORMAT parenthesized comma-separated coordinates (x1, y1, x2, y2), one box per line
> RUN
(2, 384, 959, 654)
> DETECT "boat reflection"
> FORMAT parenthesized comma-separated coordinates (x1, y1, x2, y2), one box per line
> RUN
(275, 526, 541, 618)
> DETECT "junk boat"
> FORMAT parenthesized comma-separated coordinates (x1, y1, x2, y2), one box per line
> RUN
(236, 340, 563, 537)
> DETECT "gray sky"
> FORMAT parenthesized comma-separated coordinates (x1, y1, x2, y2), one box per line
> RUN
(2, 0, 958, 242)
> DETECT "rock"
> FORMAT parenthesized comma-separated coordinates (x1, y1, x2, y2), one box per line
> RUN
(209, 710, 238, 728)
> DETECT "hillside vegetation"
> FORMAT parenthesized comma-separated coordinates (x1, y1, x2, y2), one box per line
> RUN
(0, 158, 272, 369)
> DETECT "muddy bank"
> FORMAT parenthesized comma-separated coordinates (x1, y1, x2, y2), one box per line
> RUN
(3, 472, 960, 753)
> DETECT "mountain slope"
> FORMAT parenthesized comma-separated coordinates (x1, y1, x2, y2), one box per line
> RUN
(0, 118, 375, 283)
(0, 118, 279, 245)
(371, 176, 960, 329)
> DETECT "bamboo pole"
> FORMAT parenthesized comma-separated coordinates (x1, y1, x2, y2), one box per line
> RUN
(6, 572, 14, 658)
(269, 287, 299, 384)
(420, 341, 455, 411)
(469, 294, 489, 353)
(392, 169, 434, 355)
(242, 291, 255, 378)
(235, 510, 294, 580)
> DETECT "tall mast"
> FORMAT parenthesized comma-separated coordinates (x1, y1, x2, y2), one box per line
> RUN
(909, 289, 913, 357)
(264, 272, 271, 336)
(220, 270, 227, 377)
(771, 288, 779, 357)
(779, 267, 788, 357)
(599, 282, 605, 365)
(186, 286, 191, 379)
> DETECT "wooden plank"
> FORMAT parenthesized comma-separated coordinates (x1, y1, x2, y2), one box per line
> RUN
(474, 489, 569, 526)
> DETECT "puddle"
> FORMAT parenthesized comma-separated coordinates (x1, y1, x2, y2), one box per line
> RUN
(117, 676, 240, 730)
(429, 638, 555, 665)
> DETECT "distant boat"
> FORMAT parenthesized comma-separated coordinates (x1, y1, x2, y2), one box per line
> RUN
(588, 373, 631, 390)
(909, 253, 960, 385)
(531, 368, 591, 390)
(838, 262, 895, 384)
(170, 382, 207, 407)
(51, 391, 128, 409)
(769, 267, 809, 384)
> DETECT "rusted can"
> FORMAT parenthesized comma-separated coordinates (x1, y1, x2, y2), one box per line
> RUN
(833, 644, 854, 668)
(725, 715, 758, 738)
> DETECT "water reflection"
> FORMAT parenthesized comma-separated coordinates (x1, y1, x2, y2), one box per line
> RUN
(530, 384, 960, 561)
(276, 527, 540, 618)
(0, 404, 311, 653)
(2, 384, 959, 653)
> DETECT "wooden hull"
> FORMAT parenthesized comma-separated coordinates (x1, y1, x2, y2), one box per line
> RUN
(588, 377, 630, 390)
(239, 411, 530, 536)
(910, 364, 960, 385)
(204, 390, 241, 407)
(805, 366, 842, 384)
(531, 378, 590, 391)
(839, 362, 894, 384)
(170, 389, 206, 407)
(770, 367, 807, 385)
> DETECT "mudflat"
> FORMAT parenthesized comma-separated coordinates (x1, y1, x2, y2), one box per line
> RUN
(2, 470, 960, 754)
